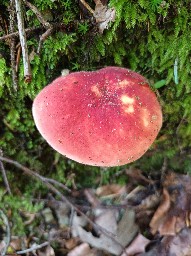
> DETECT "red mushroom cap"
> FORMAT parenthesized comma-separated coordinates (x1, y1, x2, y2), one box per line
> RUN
(32, 67, 162, 167)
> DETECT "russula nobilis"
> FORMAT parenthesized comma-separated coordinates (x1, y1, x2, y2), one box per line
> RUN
(32, 67, 162, 167)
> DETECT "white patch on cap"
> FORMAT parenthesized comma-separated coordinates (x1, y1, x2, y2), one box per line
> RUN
(118, 80, 130, 88)
(121, 95, 135, 104)
(142, 109, 150, 127)
(124, 105, 134, 113)
(91, 85, 102, 97)
(121, 95, 135, 114)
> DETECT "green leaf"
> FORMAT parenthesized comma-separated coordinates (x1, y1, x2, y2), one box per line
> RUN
(153, 79, 166, 89)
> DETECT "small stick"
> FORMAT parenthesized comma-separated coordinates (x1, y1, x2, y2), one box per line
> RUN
(0, 19, 90, 41)
(15, 0, 32, 83)
(0, 209, 11, 256)
(0, 27, 41, 41)
(16, 241, 49, 254)
(16, 44, 21, 73)
(23, 0, 51, 28)
(37, 27, 53, 54)
(80, 0, 95, 14)
(93, 0, 102, 5)
(8, 0, 18, 91)
(44, 176, 72, 193)
(0, 151, 11, 195)
(0, 161, 12, 195)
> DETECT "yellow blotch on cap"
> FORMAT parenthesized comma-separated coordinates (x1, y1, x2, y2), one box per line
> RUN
(121, 94, 135, 114)
(118, 79, 130, 88)
(121, 95, 135, 105)
(142, 109, 150, 127)
(124, 105, 134, 113)
(91, 85, 102, 97)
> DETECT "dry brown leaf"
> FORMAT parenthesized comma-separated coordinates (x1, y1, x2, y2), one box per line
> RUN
(96, 184, 126, 198)
(55, 202, 71, 228)
(73, 208, 138, 255)
(163, 228, 191, 256)
(137, 193, 160, 210)
(121, 233, 150, 256)
(126, 168, 153, 186)
(67, 243, 94, 256)
(93, 3, 115, 33)
(85, 188, 101, 207)
(126, 185, 160, 209)
(150, 172, 191, 236)
(158, 215, 177, 236)
(9, 237, 23, 251)
(143, 228, 191, 256)
(79, 0, 115, 33)
(150, 188, 171, 234)
(72, 212, 88, 238)
(95, 208, 118, 234)
(65, 238, 79, 250)
(38, 245, 55, 256)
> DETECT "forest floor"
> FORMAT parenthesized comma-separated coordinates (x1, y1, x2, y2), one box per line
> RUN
(0, 158, 190, 256)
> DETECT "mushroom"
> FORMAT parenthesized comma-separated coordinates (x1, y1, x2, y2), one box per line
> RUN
(32, 67, 162, 167)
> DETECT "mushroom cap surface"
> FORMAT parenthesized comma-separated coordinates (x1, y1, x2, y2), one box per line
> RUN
(32, 67, 162, 167)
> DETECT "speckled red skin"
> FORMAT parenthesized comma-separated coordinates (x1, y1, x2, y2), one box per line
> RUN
(32, 67, 162, 167)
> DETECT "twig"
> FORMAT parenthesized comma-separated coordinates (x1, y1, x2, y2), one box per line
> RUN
(0, 161, 12, 195)
(37, 27, 53, 54)
(0, 151, 11, 195)
(93, 0, 102, 5)
(0, 27, 41, 41)
(80, 0, 95, 14)
(0, 19, 91, 41)
(84, 188, 100, 207)
(32, 198, 128, 210)
(44, 177, 72, 193)
(8, 0, 18, 91)
(0, 156, 125, 251)
(0, 209, 11, 256)
(16, 241, 49, 254)
(0, 156, 56, 187)
(16, 44, 21, 73)
(23, 0, 51, 28)
(15, 0, 32, 83)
